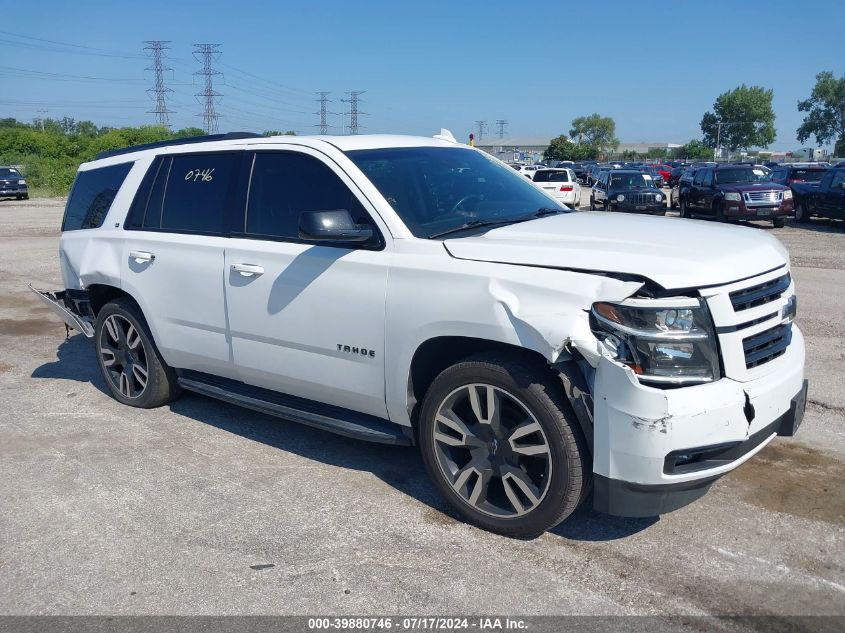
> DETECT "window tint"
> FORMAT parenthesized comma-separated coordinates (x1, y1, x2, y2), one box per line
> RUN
(831, 170, 845, 188)
(63, 162, 133, 231)
(533, 170, 570, 183)
(702, 170, 713, 187)
(158, 153, 238, 234)
(245, 152, 373, 241)
(693, 170, 704, 185)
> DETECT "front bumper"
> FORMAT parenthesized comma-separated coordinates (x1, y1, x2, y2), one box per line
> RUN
(610, 202, 666, 215)
(725, 199, 794, 218)
(592, 325, 806, 517)
(0, 186, 27, 197)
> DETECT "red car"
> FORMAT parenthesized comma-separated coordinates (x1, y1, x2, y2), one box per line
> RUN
(652, 164, 672, 182)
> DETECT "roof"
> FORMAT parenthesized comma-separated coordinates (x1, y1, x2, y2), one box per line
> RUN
(83, 133, 472, 169)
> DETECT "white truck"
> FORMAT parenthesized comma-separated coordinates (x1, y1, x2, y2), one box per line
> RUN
(34, 131, 807, 537)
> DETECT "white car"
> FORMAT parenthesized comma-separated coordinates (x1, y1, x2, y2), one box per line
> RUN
(531, 168, 581, 208)
(34, 131, 807, 538)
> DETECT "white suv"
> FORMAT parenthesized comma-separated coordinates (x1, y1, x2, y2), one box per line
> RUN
(34, 131, 807, 537)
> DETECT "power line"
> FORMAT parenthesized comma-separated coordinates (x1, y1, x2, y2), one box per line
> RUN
(315, 92, 331, 135)
(341, 91, 366, 135)
(193, 44, 222, 134)
(143, 41, 174, 128)
(495, 119, 508, 139)
(475, 120, 488, 141)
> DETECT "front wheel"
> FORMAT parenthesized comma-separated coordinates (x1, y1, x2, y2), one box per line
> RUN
(590, 197, 596, 211)
(418, 354, 590, 538)
(772, 217, 786, 228)
(95, 297, 180, 408)
(679, 198, 689, 218)
(713, 201, 726, 222)
(794, 201, 810, 223)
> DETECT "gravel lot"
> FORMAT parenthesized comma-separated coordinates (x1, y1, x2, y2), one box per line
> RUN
(0, 198, 843, 617)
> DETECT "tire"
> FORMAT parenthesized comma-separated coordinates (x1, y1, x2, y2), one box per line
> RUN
(590, 197, 596, 211)
(418, 353, 590, 538)
(602, 199, 609, 211)
(794, 201, 810, 223)
(679, 198, 689, 218)
(94, 297, 180, 408)
(772, 217, 786, 228)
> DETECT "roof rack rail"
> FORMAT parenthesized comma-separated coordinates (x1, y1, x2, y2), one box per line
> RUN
(94, 132, 263, 160)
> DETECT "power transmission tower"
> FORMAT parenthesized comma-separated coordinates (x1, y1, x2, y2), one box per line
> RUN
(35, 109, 48, 131)
(315, 91, 331, 135)
(193, 43, 223, 134)
(495, 119, 508, 139)
(341, 91, 366, 135)
(475, 120, 488, 141)
(143, 40, 174, 128)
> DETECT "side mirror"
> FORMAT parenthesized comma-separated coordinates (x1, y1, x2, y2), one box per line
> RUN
(299, 209, 373, 243)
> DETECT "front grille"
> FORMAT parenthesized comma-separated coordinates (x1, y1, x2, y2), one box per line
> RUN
(628, 193, 656, 204)
(744, 190, 782, 203)
(729, 273, 790, 311)
(743, 323, 792, 368)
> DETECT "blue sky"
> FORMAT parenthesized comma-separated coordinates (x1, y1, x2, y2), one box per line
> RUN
(2, 0, 843, 150)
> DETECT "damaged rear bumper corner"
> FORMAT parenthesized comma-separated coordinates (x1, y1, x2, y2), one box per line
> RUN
(28, 285, 95, 337)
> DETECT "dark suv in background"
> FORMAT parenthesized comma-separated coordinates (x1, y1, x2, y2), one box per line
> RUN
(769, 164, 828, 187)
(0, 167, 28, 200)
(590, 169, 665, 214)
(680, 165, 793, 227)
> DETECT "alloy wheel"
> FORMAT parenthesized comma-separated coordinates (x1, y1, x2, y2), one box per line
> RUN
(432, 383, 553, 518)
(98, 314, 149, 399)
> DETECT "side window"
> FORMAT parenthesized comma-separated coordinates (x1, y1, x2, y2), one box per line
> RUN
(63, 162, 133, 231)
(125, 156, 167, 230)
(702, 170, 713, 187)
(693, 170, 704, 186)
(159, 153, 239, 234)
(243, 152, 377, 244)
(831, 170, 845, 188)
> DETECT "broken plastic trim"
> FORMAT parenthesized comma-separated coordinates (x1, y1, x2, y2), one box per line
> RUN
(28, 285, 94, 337)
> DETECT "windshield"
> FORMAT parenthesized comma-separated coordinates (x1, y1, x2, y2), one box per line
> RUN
(0, 168, 21, 178)
(347, 147, 566, 238)
(715, 168, 770, 184)
(533, 170, 571, 183)
(609, 173, 651, 189)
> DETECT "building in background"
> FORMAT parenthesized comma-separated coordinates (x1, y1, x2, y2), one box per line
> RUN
(474, 136, 552, 163)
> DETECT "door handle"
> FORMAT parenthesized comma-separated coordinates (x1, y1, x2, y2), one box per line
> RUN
(231, 263, 265, 277)
(129, 251, 155, 263)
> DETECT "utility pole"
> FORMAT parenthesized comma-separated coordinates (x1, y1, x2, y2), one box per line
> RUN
(143, 40, 174, 128)
(495, 119, 508, 139)
(474, 120, 488, 141)
(341, 91, 366, 135)
(315, 91, 331, 135)
(35, 109, 48, 131)
(193, 43, 222, 134)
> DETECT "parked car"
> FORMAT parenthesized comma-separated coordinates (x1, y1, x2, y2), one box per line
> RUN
(792, 164, 845, 222)
(640, 166, 665, 188)
(0, 166, 29, 200)
(680, 165, 793, 227)
(531, 168, 582, 208)
(32, 131, 807, 538)
(769, 164, 829, 187)
(670, 166, 699, 209)
(667, 166, 685, 188)
(590, 169, 665, 214)
(651, 164, 672, 183)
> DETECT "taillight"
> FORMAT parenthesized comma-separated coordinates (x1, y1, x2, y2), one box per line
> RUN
(560, 185, 574, 192)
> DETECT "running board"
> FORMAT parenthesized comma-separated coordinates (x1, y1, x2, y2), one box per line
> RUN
(176, 372, 412, 446)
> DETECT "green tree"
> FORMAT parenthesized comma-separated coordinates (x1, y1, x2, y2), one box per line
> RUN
(543, 135, 598, 161)
(796, 71, 845, 157)
(568, 113, 619, 154)
(673, 139, 713, 160)
(700, 85, 776, 151)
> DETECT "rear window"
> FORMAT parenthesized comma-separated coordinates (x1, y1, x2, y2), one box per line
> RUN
(533, 170, 570, 183)
(62, 162, 133, 231)
(791, 169, 826, 181)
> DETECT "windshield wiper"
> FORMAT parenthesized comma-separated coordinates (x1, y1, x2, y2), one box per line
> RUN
(428, 208, 566, 239)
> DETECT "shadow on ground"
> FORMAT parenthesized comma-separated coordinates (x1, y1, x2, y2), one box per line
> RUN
(31, 335, 656, 542)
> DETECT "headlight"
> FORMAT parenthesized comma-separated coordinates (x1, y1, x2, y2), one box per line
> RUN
(617, 194, 625, 202)
(725, 192, 742, 201)
(655, 194, 663, 202)
(783, 190, 792, 200)
(591, 300, 721, 386)
(18, 179, 26, 185)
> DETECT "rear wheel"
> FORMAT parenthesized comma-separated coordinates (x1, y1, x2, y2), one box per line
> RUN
(95, 297, 179, 408)
(418, 354, 590, 538)
(794, 201, 810, 223)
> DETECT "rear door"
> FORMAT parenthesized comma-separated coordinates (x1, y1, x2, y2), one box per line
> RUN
(223, 148, 390, 418)
(823, 169, 845, 217)
(122, 151, 242, 377)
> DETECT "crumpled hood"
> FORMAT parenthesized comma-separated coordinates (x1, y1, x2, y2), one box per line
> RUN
(443, 212, 789, 290)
